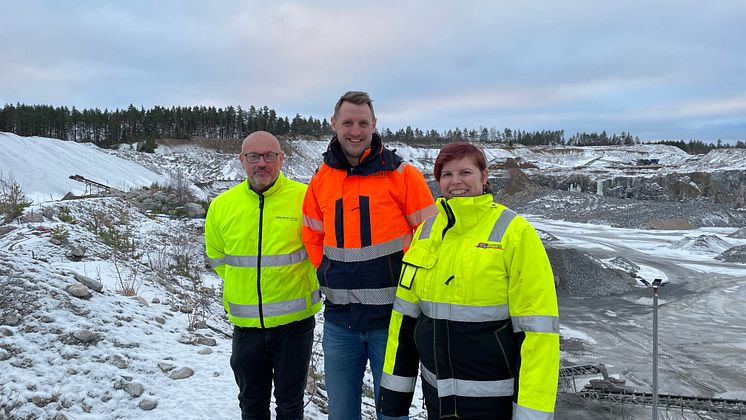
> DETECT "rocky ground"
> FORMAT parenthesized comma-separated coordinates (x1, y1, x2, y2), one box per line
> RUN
(3, 139, 744, 419)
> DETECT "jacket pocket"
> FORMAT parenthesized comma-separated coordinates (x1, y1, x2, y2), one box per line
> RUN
(494, 322, 516, 378)
(317, 256, 330, 286)
(399, 263, 417, 289)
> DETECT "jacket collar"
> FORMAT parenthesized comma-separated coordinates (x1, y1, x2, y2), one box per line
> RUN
(324, 132, 387, 171)
(437, 194, 494, 234)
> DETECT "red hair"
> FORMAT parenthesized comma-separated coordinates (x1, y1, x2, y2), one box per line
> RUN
(434, 141, 488, 181)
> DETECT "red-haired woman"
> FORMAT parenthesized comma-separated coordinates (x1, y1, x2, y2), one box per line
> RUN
(378, 141, 559, 419)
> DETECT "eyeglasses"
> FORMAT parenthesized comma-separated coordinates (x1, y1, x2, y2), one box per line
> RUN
(242, 152, 281, 163)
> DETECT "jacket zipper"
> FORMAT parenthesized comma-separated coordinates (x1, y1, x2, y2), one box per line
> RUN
(257, 194, 265, 328)
(440, 200, 456, 239)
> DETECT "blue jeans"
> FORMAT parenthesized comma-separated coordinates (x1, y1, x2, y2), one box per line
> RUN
(230, 316, 315, 420)
(322, 320, 409, 420)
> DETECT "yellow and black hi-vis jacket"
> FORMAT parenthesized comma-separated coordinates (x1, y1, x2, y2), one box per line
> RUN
(378, 194, 559, 420)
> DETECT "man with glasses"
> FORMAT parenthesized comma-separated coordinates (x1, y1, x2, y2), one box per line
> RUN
(205, 131, 321, 420)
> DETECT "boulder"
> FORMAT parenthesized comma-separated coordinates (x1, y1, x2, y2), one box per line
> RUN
(169, 367, 194, 380)
(65, 283, 92, 299)
(73, 272, 103, 293)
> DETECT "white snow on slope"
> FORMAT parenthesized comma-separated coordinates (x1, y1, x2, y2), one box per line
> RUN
(0, 132, 167, 203)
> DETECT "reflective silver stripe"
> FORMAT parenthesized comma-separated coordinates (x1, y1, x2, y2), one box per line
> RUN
(402, 233, 413, 250)
(393, 297, 420, 318)
(418, 217, 436, 240)
(512, 315, 559, 334)
(420, 363, 438, 388)
(420, 300, 510, 322)
(311, 288, 322, 305)
(488, 209, 517, 242)
(406, 204, 438, 227)
(224, 249, 308, 268)
(323, 236, 403, 262)
(513, 402, 554, 420)
(303, 215, 324, 232)
(397, 161, 408, 174)
(208, 257, 225, 268)
(320, 286, 397, 305)
(421, 364, 514, 398)
(381, 372, 417, 393)
(229, 289, 317, 318)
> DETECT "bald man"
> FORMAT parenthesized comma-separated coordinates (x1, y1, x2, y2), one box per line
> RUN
(205, 131, 322, 420)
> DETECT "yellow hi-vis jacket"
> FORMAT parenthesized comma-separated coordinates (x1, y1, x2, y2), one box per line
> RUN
(205, 172, 321, 328)
(379, 194, 559, 420)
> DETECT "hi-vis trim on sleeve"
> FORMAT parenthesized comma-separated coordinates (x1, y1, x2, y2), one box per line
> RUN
(396, 161, 409, 173)
(381, 372, 417, 393)
(511, 315, 560, 334)
(406, 204, 438, 227)
(513, 402, 554, 420)
(418, 217, 437, 240)
(420, 300, 510, 322)
(208, 257, 225, 268)
(393, 297, 420, 318)
(488, 209, 517, 242)
(223, 249, 308, 268)
(323, 236, 403, 262)
(421, 364, 514, 398)
(229, 288, 320, 319)
(320, 286, 397, 305)
(303, 214, 324, 232)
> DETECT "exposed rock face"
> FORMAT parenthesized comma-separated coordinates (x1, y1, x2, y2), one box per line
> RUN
(532, 169, 746, 208)
(496, 175, 746, 229)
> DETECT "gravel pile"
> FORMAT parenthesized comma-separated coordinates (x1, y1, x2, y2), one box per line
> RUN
(728, 227, 746, 238)
(546, 247, 637, 297)
(716, 245, 746, 263)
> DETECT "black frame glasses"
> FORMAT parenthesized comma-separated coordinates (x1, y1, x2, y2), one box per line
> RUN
(242, 152, 281, 163)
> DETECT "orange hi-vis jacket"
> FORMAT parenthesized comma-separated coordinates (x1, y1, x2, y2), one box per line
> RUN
(302, 133, 437, 330)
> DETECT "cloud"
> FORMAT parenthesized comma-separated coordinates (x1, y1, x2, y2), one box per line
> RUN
(2, 0, 746, 140)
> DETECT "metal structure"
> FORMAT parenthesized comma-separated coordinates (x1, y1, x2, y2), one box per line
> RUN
(579, 389, 746, 417)
(68, 174, 113, 196)
(560, 362, 746, 417)
(639, 277, 666, 419)
(558, 364, 604, 393)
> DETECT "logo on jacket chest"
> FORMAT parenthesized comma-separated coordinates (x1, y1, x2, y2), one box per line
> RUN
(274, 215, 299, 222)
(476, 242, 502, 250)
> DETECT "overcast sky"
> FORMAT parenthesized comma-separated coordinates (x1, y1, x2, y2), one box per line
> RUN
(2, 0, 745, 141)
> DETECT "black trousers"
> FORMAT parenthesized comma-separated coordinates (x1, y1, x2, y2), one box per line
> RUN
(230, 316, 315, 420)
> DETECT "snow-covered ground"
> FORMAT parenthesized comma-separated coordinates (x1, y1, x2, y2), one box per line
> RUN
(1, 133, 745, 419)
